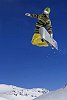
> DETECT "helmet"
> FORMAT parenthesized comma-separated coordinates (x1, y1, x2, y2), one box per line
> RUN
(44, 7, 51, 14)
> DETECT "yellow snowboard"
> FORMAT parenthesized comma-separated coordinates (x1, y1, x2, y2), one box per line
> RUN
(31, 33, 48, 47)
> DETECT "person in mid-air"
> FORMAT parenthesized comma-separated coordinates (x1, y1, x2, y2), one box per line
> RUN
(25, 7, 53, 42)
(25, 7, 58, 50)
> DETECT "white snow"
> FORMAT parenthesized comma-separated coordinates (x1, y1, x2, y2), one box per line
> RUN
(0, 84, 48, 100)
(0, 97, 8, 100)
(0, 84, 67, 100)
(34, 86, 67, 100)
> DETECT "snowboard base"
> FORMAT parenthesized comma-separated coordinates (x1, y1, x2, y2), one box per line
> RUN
(39, 27, 58, 50)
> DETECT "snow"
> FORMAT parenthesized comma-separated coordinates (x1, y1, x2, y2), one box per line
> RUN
(34, 86, 67, 100)
(0, 84, 48, 100)
(0, 97, 8, 100)
(0, 84, 67, 100)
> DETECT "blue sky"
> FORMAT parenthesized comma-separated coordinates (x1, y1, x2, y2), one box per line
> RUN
(0, 0, 67, 90)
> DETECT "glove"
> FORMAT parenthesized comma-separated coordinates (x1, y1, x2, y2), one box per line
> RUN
(25, 13, 31, 16)
(50, 33, 53, 38)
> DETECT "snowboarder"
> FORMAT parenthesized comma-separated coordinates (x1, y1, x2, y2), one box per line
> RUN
(25, 7, 53, 42)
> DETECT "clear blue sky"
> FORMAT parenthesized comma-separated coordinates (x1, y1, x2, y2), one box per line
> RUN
(0, 0, 67, 90)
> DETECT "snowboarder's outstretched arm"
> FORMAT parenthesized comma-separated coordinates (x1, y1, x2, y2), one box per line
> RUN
(25, 13, 38, 18)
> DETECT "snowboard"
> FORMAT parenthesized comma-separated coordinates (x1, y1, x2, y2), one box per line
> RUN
(39, 27, 58, 50)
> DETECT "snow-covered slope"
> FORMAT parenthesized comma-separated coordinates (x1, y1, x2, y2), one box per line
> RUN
(1, 84, 67, 100)
(0, 97, 8, 100)
(34, 86, 67, 100)
(0, 84, 49, 100)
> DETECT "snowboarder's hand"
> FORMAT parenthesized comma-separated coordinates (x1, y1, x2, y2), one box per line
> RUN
(25, 13, 31, 16)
